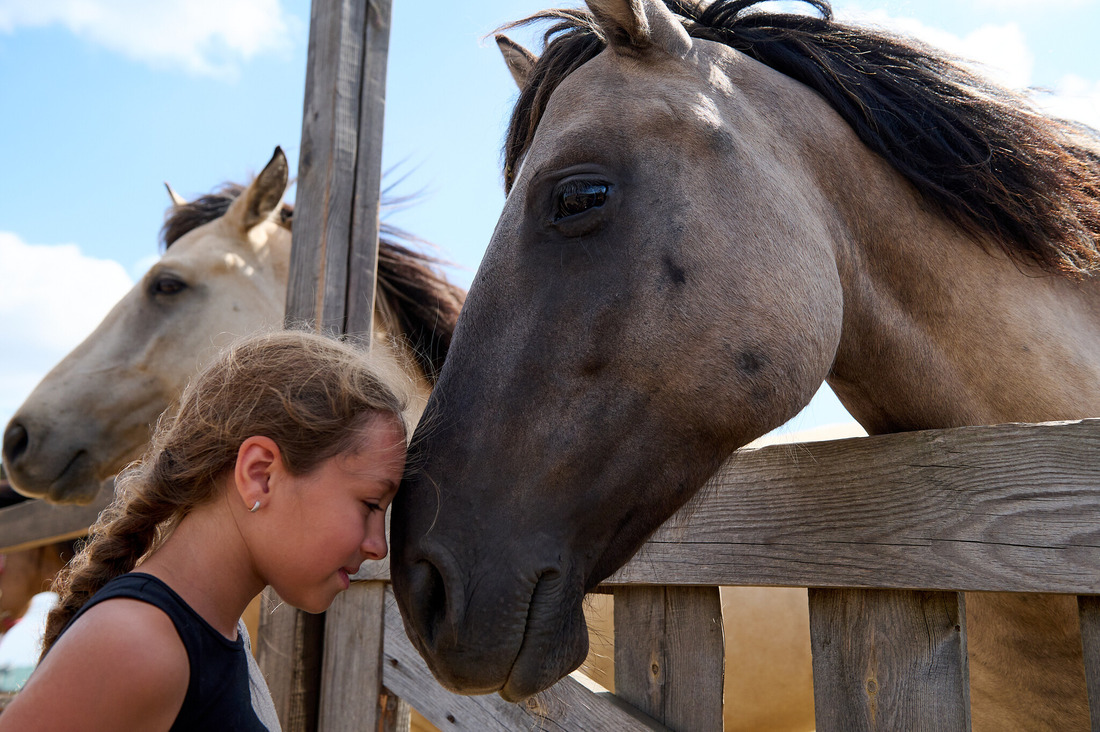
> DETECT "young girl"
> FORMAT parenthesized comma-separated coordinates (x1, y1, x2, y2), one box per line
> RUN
(0, 330, 408, 731)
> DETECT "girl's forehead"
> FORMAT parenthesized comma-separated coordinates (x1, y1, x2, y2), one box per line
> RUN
(336, 419, 407, 474)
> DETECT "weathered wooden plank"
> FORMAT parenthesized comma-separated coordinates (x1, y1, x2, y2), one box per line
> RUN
(382, 588, 669, 731)
(256, 593, 326, 732)
(285, 0, 368, 334)
(263, 4, 362, 725)
(352, 421, 1100, 592)
(613, 586, 724, 731)
(809, 589, 970, 732)
(0, 484, 111, 552)
(344, 0, 390, 336)
(319, 581, 386, 731)
(1078, 595, 1100, 732)
(607, 419, 1100, 593)
(271, 0, 393, 726)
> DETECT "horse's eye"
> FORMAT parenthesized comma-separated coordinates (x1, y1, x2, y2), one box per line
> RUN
(150, 275, 188, 296)
(555, 182, 609, 221)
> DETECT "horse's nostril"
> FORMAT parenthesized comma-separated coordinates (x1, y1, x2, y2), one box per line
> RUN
(407, 559, 449, 647)
(2, 421, 29, 466)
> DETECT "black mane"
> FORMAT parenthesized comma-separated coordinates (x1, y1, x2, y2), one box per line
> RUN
(503, 0, 1100, 275)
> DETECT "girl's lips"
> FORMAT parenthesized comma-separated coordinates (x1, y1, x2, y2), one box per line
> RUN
(338, 568, 350, 590)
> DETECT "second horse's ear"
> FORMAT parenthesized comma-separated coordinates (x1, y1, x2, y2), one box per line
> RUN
(224, 146, 289, 235)
(164, 182, 188, 208)
(496, 34, 537, 89)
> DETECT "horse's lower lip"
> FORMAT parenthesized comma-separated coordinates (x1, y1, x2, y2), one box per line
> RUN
(498, 571, 589, 701)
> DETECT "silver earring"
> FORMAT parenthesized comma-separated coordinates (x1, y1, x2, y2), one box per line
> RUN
(250, 501, 261, 513)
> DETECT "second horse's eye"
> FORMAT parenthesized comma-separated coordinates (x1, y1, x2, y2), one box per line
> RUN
(151, 275, 188, 296)
(555, 182, 609, 221)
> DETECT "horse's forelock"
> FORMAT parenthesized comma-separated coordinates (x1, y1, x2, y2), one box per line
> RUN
(502, 12, 606, 193)
(505, 0, 1100, 275)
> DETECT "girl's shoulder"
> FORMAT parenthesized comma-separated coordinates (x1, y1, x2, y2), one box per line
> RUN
(0, 598, 188, 731)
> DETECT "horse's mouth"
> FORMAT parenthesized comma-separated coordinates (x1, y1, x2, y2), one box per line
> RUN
(499, 570, 589, 701)
(397, 553, 589, 699)
(43, 451, 101, 504)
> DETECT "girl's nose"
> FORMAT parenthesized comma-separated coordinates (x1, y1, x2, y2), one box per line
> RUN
(362, 516, 388, 561)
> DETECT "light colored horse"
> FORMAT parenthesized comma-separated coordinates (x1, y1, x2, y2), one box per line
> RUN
(390, 1, 1100, 730)
(1, 147, 463, 505)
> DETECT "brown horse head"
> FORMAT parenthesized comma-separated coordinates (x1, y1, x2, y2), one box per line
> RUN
(392, 0, 845, 700)
(391, 0, 1100, 702)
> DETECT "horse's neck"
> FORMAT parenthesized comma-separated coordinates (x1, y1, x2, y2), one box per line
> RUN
(823, 145, 1100, 434)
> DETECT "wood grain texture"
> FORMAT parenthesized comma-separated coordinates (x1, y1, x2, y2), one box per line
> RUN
(344, 0, 390, 336)
(319, 582, 385, 731)
(285, 0, 388, 337)
(614, 586, 724, 731)
(286, 0, 360, 332)
(342, 420, 1100, 593)
(381, 588, 669, 731)
(608, 419, 1100, 592)
(271, 0, 393, 728)
(256, 593, 326, 732)
(809, 589, 970, 732)
(1077, 595, 1100, 732)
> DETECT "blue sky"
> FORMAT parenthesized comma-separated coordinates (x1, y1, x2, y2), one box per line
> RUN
(2, 0, 1099, 437)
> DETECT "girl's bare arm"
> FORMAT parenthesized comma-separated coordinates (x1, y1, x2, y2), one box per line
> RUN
(0, 599, 188, 732)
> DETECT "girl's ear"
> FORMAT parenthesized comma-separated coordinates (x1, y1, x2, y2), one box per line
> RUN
(234, 436, 281, 512)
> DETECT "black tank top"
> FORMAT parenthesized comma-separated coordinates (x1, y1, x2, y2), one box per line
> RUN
(58, 572, 272, 731)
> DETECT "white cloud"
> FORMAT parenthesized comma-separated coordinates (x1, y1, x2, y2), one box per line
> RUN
(836, 9, 1034, 89)
(0, 232, 132, 425)
(1035, 75, 1100, 131)
(0, 0, 300, 76)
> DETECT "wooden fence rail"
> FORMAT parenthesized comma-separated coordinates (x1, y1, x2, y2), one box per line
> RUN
(8, 419, 1098, 729)
(8, 418, 1100, 586)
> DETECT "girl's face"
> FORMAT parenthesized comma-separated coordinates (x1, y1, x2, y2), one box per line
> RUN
(264, 414, 406, 613)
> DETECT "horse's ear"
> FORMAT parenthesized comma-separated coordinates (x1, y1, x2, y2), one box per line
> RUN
(164, 182, 188, 208)
(496, 35, 537, 89)
(586, 0, 691, 59)
(226, 146, 289, 234)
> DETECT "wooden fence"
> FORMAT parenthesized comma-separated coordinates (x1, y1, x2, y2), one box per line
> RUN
(4, 417, 1100, 729)
(6, 0, 1100, 729)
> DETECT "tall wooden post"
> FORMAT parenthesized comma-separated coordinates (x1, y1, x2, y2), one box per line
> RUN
(255, 0, 398, 730)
